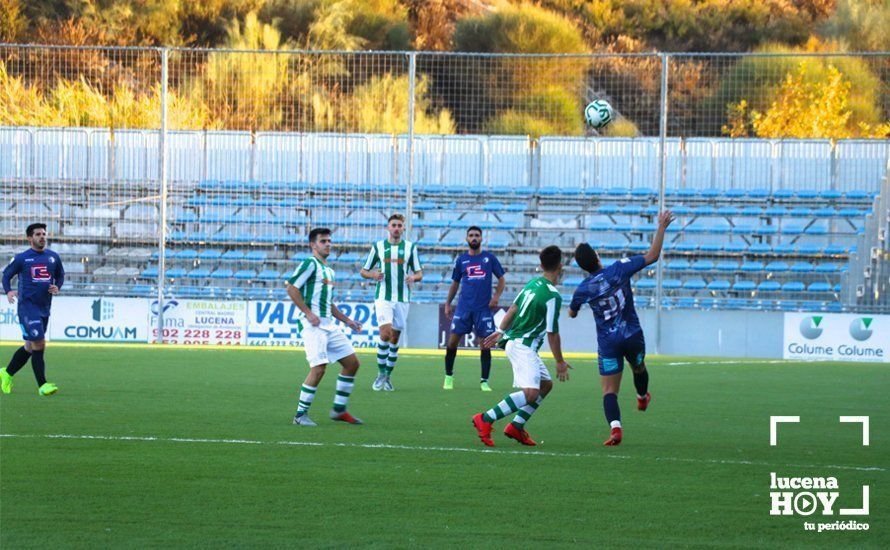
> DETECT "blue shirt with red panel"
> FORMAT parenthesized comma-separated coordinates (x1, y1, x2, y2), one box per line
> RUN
(2, 248, 65, 316)
(451, 251, 505, 313)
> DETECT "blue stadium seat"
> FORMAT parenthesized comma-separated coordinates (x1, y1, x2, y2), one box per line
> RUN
(175, 249, 198, 260)
(700, 244, 723, 253)
(670, 205, 692, 216)
(141, 266, 159, 278)
(732, 281, 756, 292)
(773, 243, 796, 254)
(699, 188, 721, 199)
(732, 223, 755, 234)
(757, 281, 781, 292)
(187, 268, 211, 279)
(780, 224, 805, 236)
(635, 279, 657, 290)
(788, 207, 813, 217)
(631, 187, 656, 198)
(807, 282, 832, 293)
(740, 261, 764, 273)
(132, 285, 154, 296)
(662, 279, 682, 290)
(772, 189, 794, 200)
(838, 208, 864, 218)
(749, 243, 773, 254)
(723, 243, 747, 253)
(707, 280, 731, 291)
(796, 188, 819, 199)
(804, 225, 827, 236)
(790, 262, 814, 273)
(814, 263, 840, 274)
(245, 251, 267, 262)
(234, 269, 255, 281)
(844, 190, 870, 200)
(819, 190, 843, 200)
(618, 205, 643, 216)
(683, 279, 707, 290)
(797, 244, 823, 255)
(667, 259, 690, 271)
(606, 187, 631, 196)
(747, 188, 770, 199)
(166, 268, 186, 278)
(210, 268, 234, 280)
(674, 243, 699, 252)
(764, 206, 788, 216)
(257, 269, 280, 281)
(692, 260, 714, 272)
(691, 205, 715, 216)
(199, 250, 223, 260)
(716, 206, 741, 216)
(814, 207, 837, 217)
(628, 242, 650, 252)
(782, 281, 806, 292)
(716, 261, 740, 272)
(765, 261, 790, 273)
(823, 245, 847, 255)
(724, 188, 746, 199)
(754, 225, 778, 236)
(221, 250, 245, 261)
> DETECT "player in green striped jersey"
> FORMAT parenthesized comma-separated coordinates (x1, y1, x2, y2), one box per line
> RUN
(472, 246, 572, 447)
(360, 213, 423, 392)
(286, 228, 365, 427)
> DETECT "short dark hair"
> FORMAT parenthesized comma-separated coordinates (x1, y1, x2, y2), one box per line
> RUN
(466, 226, 482, 235)
(388, 213, 405, 223)
(308, 227, 332, 242)
(539, 245, 562, 272)
(574, 243, 602, 273)
(26, 223, 47, 237)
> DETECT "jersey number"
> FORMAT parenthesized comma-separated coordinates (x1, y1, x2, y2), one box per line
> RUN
(517, 289, 536, 317)
(597, 289, 626, 321)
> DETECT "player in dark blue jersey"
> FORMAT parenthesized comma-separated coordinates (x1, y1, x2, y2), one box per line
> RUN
(568, 210, 674, 446)
(443, 226, 506, 391)
(1, 223, 64, 396)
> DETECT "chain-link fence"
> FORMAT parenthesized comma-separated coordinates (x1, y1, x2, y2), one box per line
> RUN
(1, 44, 888, 344)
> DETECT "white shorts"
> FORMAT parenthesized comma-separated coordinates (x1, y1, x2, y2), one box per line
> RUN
(505, 339, 552, 389)
(375, 300, 410, 331)
(302, 320, 356, 368)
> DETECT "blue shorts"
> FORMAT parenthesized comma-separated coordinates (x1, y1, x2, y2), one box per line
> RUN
(598, 330, 646, 376)
(450, 308, 496, 338)
(19, 310, 49, 342)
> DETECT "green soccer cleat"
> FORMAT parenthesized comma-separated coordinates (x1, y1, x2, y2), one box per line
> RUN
(0, 367, 12, 394)
(480, 381, 492, 392)
(38, 382, 58, 396)
(443, 375, 454, 390)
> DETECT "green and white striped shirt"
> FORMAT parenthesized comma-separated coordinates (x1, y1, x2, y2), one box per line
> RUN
(286, 257, 336, 319)
(362, 239, 422, 303)
(502, 276, 561, 352)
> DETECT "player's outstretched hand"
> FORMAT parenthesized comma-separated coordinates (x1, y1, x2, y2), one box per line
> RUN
(6, 291, 17, 304)
(658, 210, 675, 228)
(480, 330, 502, 350)
(48, 284, 60, 295)
(372, 269, 384, 281)
(306, 312, 321, 327)
(556, 360, 572, 382)
(347, 319, 363, 333)
(488, 297, 499, 310)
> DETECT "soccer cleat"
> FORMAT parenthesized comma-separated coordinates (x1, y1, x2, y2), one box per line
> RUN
(330, 410, 363, 424)
(504, 423, 537, 446)
(603, 427, 622, 446)
(372, 374, 386, 391)
(637, 392, 652, 411)
(292, 414, 317, 427)
(383, 376, 394, 392)
(480, 381, 492, 392)
(471, 413, 494, 447)
(0, 367, 12, 394)
(443, 375, 454, 390)
(38, 382, 58, 396)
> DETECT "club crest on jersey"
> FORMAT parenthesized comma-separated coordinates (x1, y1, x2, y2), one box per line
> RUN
(466, 265, 486, 279)
(30, 264, 51, 282)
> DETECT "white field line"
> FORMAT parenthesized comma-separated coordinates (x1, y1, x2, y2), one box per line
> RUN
(0, 433, 884, 473)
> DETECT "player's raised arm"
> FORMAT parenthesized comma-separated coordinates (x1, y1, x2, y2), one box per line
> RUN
(643, 210, 675, 266)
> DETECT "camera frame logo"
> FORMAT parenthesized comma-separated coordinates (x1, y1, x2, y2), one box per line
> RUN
(798, 316, 824, 340)
(849, 318, 873, 342)
(769, 416, 871, 533)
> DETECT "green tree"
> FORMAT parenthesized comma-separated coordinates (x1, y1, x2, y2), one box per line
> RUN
(343, 73, 454, 134)
(820, 0, 890, 51)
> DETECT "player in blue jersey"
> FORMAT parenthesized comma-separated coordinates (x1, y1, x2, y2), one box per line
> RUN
(443, 226, 506, 391)
(1, 223, 65, 396)
(568, 210, 674, 446)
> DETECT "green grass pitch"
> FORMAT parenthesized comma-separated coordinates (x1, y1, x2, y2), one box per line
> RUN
(1, 343, 887, 548)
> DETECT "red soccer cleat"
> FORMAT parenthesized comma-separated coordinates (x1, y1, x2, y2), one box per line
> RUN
(637, 392, 652, 411)
(504, 423, 537, 446)
(331, 410, 363, 425)
(603, 427, 622, 446)
(472, 413, 495, 447)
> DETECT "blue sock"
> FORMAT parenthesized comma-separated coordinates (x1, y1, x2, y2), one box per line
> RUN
(603, 393, 621, 427)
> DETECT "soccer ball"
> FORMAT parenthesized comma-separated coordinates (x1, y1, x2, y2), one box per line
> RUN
(584, 100, 613, 129)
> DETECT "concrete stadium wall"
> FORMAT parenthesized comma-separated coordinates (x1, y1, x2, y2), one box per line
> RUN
(405, 304, 784, 358)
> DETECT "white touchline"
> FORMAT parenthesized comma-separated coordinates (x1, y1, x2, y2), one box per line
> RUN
(0, 433, 884, 473)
